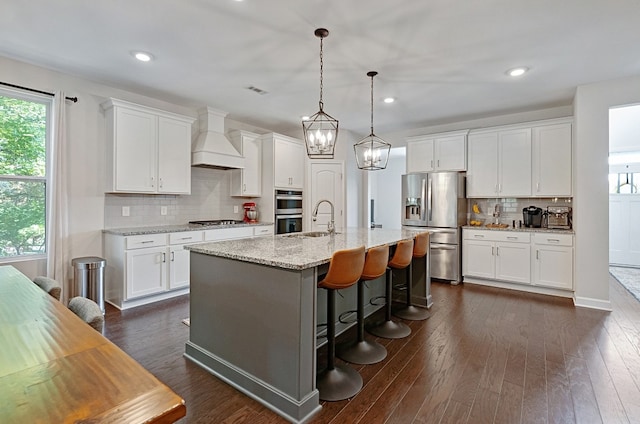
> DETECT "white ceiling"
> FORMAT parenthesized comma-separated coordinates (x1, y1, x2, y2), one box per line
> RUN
(2, 0, 640, 136)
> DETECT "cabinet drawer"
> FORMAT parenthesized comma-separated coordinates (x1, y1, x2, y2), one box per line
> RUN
(533, 233, 573, 246)
(253, 226, 274, 236)
(204, 227, 254, 241)
(169, 231, 203, 245)
(125, 233, 167, 249)
(464, 229, 531, 243)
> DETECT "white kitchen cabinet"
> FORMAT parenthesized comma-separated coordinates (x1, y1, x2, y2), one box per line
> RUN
(261, 133, 305, 189)
(467, 127, 531, 197)
(102, 98, 195, 194)
(532, 233, 573, 290)
(229, 130, 262, 197)
(406, 131, 467, 173)
(463, 229, 531, 284)
(126, 245, 167, 299)
(168, 231, 203, 290)
(253, 225, 274, 237)
(531, 121, 572, 197)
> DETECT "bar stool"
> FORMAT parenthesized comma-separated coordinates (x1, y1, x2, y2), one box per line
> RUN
(367, 239, 413, 339)
(317, 245, 366, 401)
(337, 244, 389, 365)
(393, 231, 431, 321)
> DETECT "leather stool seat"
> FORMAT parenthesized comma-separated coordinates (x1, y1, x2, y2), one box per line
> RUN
(393, 231, 431, 321)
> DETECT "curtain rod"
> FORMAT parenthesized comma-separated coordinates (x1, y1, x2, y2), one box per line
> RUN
(0, 81, 78, 103)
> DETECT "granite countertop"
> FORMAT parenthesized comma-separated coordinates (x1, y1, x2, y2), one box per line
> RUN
(186, 227, 427, 271)
(462, 225, 574, 234)
(103, 221, 273, 236)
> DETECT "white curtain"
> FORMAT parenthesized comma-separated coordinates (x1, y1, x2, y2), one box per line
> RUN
(47, 91, 70, 301)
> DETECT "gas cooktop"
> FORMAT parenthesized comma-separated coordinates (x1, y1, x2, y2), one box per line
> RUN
(188, 219, 245, 226)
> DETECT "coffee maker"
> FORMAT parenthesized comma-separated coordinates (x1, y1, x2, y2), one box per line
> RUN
(243, 202, 258, 223)
(522, 206, 543, 228)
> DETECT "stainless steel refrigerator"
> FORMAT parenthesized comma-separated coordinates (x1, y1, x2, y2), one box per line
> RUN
(401, 172, 467, 283)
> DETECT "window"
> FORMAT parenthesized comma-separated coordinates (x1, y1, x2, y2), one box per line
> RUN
(0, 89, 51, 260)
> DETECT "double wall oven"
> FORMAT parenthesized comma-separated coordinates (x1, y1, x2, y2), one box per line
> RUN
(275, 190, 303, 234)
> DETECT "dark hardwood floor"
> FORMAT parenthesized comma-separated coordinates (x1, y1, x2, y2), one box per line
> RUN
(104, 277, 640, 423)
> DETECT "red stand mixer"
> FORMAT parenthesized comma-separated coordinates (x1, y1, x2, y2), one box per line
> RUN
(243, 202, 258, 223)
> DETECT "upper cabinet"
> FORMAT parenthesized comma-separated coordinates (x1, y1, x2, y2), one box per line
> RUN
(531, 122, 572, 197)
(228, 130, 262, 197)
(467, 118, 572, 198)
(102, 99, 195, 194)
(262, 133, 305, 189)
(406, 131, 467, 173)
(467, 127, 531, 197)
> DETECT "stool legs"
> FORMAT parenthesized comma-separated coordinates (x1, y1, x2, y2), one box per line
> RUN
(317, 288, 363, 401)
(337, 280, 387, 364)
(393, 260, 430, 321)
(367, 269, 411, 339)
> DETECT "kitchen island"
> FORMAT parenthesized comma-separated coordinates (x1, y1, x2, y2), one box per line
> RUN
(184, 228, 430, 423)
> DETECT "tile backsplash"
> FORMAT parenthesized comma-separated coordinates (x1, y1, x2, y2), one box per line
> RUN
(468, 197, 573, 226)
(104, 168, 245, 228)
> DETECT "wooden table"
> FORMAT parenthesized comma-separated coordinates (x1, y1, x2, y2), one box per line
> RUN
(0, 265, 185, 424)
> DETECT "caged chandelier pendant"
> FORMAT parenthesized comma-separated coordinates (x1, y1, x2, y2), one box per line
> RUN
(354, 71, 391, 170)
(302, 28, 339, 159)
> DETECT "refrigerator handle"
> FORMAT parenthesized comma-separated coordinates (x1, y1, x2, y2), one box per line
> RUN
(421, 178, 427, 221)
(427, 178, 433, 221)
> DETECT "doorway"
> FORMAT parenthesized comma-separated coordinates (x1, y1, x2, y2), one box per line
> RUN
(368, 148, 406, 229)
(609, 103, 640, 267)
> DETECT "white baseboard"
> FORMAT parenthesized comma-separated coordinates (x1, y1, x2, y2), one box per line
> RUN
(573, 295, 612, 311)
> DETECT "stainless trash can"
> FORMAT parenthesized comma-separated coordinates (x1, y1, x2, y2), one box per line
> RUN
(72, 256, 106, 314)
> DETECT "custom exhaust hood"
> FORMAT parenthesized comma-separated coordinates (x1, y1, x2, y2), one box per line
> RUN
(192, 107, 244, 169)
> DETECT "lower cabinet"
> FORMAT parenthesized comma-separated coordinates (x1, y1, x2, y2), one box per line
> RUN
(463, 228, 573, 292)
(532, 233, 574, 290)
(105, 225, 274, 309)
(463, 230, 531, 284)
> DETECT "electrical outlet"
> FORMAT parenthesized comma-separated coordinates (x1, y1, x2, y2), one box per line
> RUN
(234, 205, 239, 213)
(161, 206, 167, 216)
(122, 206, 130, 217)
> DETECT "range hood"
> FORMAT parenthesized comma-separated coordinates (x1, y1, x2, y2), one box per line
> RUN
(192, 107, 244, 169)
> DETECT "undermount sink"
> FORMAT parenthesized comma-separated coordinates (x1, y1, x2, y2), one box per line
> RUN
(283, 231, 339, 238)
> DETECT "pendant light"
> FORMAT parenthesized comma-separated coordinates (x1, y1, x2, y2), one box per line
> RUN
(354, 71, 391, 170)
(302, 28, 339, 159)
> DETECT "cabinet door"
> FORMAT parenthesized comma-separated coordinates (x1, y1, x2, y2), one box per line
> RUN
(406, 138, 435, 173)
(157, 117, 191, 194)
(532, 123, 572, 196)
(274, 138, 304, 188)
(467, 132, 498, 197)
(114, 107, 157, 192)
(463, 240, 495, 279)
(126, 246, 166, 299)
(533, 245, 573, 290)
(242, 135, 262, 195)
(168, 245, 190, 289)
(495, 242, 531, 284)
(499, 128, 531, 196)
(435, 135, 466, 171)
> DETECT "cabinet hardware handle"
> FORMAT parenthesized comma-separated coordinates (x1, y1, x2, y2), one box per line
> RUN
(141, 240, 154, 244)
(162, 252, 166, 262)
(474, 234, 484, 238)
(536, 250, 539, 260)
(498, 183, 502, 192)
(430, 160, 434, 168)
(243, 184, 246, 192)
(151, 176, 155, 188)
(171, 252, 175, 261)
(548, 239, 560, 243)
(492, 246, 494, 255)
(180, 237, 191, 240)
(437, 159, 440, 167)
(507, 236, 517, 240)
(159, 178, 163, 189)
(536, 182, 540, 192)
(496, 247, 499, 256)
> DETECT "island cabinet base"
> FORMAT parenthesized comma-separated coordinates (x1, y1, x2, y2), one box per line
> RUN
(185, 252, 321, 423)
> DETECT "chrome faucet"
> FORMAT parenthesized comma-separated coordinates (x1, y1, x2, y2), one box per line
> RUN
(312, 199, 335, 234)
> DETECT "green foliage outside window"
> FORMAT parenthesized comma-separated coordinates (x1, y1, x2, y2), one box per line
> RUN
(0, 95, 48, 258)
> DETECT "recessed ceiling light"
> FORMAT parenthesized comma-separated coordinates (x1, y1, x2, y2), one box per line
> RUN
(383, 97, 395, 104)
(132, 51, 153, 62)
(507, 67, 529, 77)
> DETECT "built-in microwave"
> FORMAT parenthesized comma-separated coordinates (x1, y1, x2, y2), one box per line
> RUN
(275, 190, 303, 214)
(275, 214, 303, 234)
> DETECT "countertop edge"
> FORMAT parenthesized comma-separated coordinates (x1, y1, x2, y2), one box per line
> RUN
(103, 222, 274, 236)
(462, 225, 574, 234)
